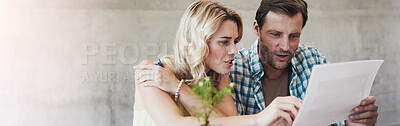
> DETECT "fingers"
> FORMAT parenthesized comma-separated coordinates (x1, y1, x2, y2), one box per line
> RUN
(360, 96, 376, 106)
(135, 70, 168, 85)
(134, 65, 164, 81)
(136, 70, 174, 83)
(133, 64, 160, 70)
(280, 105, 298, 120)
(268, 96, 303, 120)
(137, 80, 155, 86)
(277, 96, 303, 109)
(349, 117, 377, 125)
(137, 74, 157, 85)
(135, 70, 153, 81)
(278, 103, 298, 120)
(268, 96, 302, 124)
(350, 104, 378, 121)
(138, 60, 155, 65)
(351, 96, 378, 119)
(347, 96, 378, 125)
(350, 110, 378, 120)
(353, 103, 378, 114)
(349, 104, 378, 125)
(277, 110, 293, 125)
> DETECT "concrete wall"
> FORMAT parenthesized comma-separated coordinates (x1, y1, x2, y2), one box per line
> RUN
(0, 0, 398, 126)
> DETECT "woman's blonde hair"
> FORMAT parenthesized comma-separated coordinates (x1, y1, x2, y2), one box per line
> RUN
(172, 0, 243, 85)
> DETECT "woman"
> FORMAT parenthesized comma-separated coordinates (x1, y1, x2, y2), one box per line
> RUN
(133, 1, 298, 125)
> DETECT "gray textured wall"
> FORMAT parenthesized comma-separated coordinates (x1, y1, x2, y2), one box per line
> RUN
(0, 0, 399, 126)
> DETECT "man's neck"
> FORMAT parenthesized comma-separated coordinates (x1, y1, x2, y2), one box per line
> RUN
(262, 63, 288, 80)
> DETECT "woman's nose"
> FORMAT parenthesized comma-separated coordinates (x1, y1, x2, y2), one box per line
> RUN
(228, 44, 238, 55)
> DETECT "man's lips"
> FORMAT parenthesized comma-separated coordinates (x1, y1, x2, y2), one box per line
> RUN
(275, 54, 289, 61)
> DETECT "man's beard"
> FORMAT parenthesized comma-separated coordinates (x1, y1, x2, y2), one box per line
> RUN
(259, 42, 293, 70)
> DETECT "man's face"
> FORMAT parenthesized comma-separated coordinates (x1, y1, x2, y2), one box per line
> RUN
(255, 11, 303, 70)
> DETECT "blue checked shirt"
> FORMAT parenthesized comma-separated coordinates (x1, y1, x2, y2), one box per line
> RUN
(230, 40, 346, 126)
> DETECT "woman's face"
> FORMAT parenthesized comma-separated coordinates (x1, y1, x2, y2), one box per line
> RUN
(204, 20, 239, 75)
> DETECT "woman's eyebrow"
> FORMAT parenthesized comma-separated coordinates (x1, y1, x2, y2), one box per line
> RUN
(219, 36, 232, 39)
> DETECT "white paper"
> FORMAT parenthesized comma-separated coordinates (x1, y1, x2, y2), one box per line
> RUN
(292, 60, 383, 126)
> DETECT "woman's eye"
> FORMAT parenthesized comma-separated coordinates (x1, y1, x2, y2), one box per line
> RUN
(220, 41, 228, 45)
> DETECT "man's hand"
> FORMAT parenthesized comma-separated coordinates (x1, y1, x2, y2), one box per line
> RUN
(347, 96, 378, 126)
(134, 60, 180, 94)
(255, 96, 302, 126)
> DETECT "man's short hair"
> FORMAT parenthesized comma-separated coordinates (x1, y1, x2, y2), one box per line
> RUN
(256, 0, 308, 29)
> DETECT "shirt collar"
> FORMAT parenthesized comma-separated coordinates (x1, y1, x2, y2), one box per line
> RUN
(290, 44, 304, 72)
(249, 39, 264, 81)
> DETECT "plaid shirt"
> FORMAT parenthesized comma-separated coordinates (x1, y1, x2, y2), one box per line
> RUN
(230, 40, 345, 126)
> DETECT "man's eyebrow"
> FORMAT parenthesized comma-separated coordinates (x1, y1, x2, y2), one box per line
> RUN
(266, 30, 282, 33)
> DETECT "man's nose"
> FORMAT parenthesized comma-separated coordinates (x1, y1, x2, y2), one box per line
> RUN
(279, 38, 290, 51)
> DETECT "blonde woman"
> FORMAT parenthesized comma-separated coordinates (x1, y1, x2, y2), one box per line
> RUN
(133, 1, 300, 125)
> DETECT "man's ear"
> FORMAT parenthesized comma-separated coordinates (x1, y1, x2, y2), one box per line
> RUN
(253, 20, 260, 37)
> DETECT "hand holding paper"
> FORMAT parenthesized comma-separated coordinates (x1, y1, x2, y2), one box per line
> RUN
(348, 96, 378, 125)
(292, 60, 383, 126)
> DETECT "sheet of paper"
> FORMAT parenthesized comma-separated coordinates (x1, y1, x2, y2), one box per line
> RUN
(292, 60, 383, 126)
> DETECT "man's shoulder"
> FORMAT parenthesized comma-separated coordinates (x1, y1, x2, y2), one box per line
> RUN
(292, 44, 328, 69)
(230, 47, 253, 80)
(296, 44, 322, 55)
(234, 47, 253, 65)
(234, 39, 259, 64)
(238, 47, 252, 57)
(295, 44, 326, 59)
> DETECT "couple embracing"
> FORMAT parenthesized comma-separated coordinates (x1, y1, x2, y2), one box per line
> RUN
(134, 0, 378, 126)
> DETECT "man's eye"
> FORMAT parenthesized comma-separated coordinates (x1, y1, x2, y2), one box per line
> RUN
(271, 33, 281, 37)
(290, 34, 299, 38)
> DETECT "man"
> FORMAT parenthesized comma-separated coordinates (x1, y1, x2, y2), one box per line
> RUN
(230, 0, 378, 125)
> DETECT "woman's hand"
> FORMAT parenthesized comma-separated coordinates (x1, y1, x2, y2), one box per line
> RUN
(133, 60, 180, 94)
(255, 96, 302, 126)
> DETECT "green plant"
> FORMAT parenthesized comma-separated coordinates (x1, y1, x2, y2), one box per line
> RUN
(192, 76, 235, 126)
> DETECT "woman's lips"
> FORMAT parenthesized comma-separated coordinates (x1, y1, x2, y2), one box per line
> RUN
(225, 59, 234, 67)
